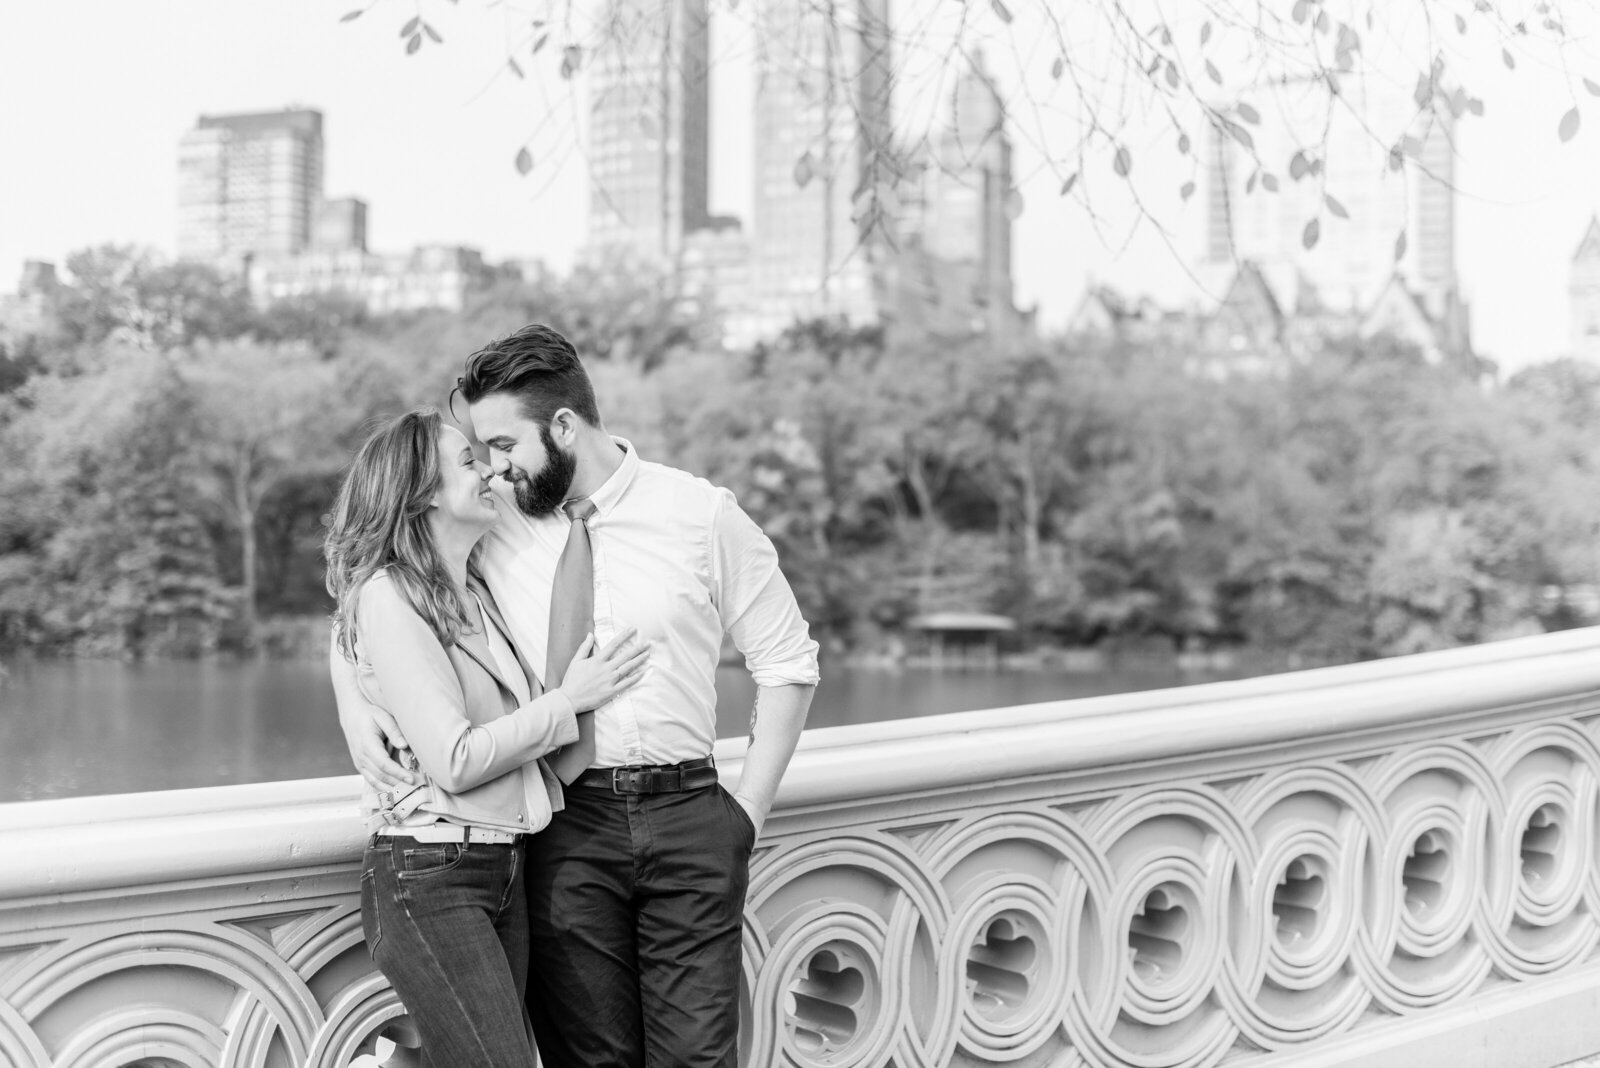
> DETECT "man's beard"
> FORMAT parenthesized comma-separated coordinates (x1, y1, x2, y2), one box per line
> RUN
(511, 425, 578, 517)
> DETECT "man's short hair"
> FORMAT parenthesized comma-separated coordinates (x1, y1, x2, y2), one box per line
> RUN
(456, 323, 601, 427)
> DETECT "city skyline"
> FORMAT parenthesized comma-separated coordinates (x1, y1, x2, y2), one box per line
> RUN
(5, 1, 1600, 371)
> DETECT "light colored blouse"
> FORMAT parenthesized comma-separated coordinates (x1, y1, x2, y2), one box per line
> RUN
(353, 569, 577, 835)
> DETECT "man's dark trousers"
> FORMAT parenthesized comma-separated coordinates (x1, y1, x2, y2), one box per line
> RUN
(524, 780, 757, 1067)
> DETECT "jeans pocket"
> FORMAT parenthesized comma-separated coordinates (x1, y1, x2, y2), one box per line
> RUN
(397, 841, 465, 878)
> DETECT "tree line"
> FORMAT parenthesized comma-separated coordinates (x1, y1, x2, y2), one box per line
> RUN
(2, 244, 1598, 662)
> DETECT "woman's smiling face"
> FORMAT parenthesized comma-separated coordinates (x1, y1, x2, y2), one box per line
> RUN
(431, 423, 498, 533)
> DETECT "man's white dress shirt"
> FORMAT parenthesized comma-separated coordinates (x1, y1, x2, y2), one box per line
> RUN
(475, 437, 820, 768)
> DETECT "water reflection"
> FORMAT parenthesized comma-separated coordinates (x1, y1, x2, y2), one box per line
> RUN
(0, 658, 1242, 802)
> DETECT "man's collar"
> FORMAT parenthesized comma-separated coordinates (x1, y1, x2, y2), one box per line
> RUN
(583, 436, 638, 519)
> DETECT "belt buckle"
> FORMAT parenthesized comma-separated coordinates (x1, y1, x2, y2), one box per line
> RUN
(611, 768, 628, 795)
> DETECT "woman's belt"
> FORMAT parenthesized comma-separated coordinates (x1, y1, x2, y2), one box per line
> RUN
(375, 823, 520, 844)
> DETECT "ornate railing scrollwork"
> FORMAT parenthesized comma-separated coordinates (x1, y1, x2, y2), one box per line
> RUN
(7, 628, 1600, 1066)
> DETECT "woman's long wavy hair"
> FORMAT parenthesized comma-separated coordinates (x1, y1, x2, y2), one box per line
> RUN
(325, 408, 473, 662)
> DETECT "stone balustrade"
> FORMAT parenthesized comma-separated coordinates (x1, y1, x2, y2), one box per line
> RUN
(6, 627, 1600, 1067)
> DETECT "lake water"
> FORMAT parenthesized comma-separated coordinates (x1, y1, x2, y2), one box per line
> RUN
(0, 657, 1247, 802)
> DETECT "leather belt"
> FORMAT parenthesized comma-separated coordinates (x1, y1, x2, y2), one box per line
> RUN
(572, 756, 718, 795)
(376, 823, 520, 844)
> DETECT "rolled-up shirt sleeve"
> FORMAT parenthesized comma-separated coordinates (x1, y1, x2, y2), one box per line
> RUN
(711, 489, 821, 687)
(357, 575, 578, 794)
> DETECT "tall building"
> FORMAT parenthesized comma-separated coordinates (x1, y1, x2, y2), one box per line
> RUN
(919, 53, 1017, 337)
(747, 0, 893, 336)
(1200, 85, 1457, 318)
(1570, 216, 1600, 361)
(314, 197, 368, 253)
(585, 0, 710, 264)
(177, 109, 324, 262)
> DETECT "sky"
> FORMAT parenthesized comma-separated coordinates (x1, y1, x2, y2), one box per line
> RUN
(4, 1, 1600, 372)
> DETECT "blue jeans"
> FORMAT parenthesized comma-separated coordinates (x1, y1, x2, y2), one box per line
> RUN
(361, 834, 535, 1068)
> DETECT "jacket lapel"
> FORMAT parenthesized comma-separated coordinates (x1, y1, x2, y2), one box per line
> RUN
(466, 571, 545, 698)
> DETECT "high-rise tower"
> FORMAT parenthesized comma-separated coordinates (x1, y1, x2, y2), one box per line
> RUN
(924, 54, 1015, 336)
(747, 0, 893, 336)
(585, 0, 711, 265)
(1199, 86, 1457, 316)
(177, 109, 323, 262)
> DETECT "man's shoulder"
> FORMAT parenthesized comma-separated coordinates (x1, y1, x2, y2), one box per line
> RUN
(632, 457, 735, 512)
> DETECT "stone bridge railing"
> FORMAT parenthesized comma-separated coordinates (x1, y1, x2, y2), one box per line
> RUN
(7, 627, 1600, 1067)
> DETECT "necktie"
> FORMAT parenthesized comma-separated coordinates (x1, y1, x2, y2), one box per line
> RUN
(547, 498, 598, 783)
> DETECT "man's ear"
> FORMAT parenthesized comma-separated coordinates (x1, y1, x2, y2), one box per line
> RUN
(551, 407, 579, 446)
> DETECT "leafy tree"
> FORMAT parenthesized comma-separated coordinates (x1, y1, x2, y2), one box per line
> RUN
(0, 349, 236, 656)
(52, 246, 256, 352)
(184, 342, 343, 637)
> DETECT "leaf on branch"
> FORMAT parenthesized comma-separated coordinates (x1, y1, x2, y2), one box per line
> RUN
(1413, 73, 1433, 109)
(794, 151, 816, 188)
(532, 33, 549, 54)
(1326, 70, 1343, 95)
(1246, 170, 1258, 194)
(401, 16, 420, 37)
(508, 57, 524, 78)
(990, 0, 1013, 24)
(1315, 9, 1330, 33)
(1159, 25, 1173, 46)
(1262, 173, 1280, 192)
(1586, 78, 1600, 98)
(1237, 102, 1261, 125)
(1004, 188, 1025, 221)
(406, 33, 422, 54)
(1180, 180, 1196, 200)
(1165, 61, 1180, 89)
(515, 147, 533, 175)
(1289, 150, 1310, 180)
(1502, 48, 1516, 70)
(1467, 96, 1485, 116)
(1394, 230, 1408, 261)
(339, 9, 363, 22)
(423, 22, 442, 43)
(1113, 145, 1132, 177)
(1292, 0, 1309, 25)
(1205, 60, 1221, 85)
(1559, 107, 1581, 142)
(1051, 55, 1064, 80)
(561, 44, 583, 79)
(1388, 144, 1405, 171)
(1325, 193, 1349, 219)
(1454, 13, 1467, 33)
(1178, 132, 1191, 155)
(1222, 119, 1254, 151)
(1303, 217, 1321, 250)
(1200, 21, 1212, 45)
(1060, 172, 1079, 196)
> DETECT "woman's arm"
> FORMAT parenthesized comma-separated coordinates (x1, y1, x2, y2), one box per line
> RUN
(358, 576, 580, 794)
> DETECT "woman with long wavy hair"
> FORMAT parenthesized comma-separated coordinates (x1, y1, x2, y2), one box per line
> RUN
(326, 408, 647, 1066)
